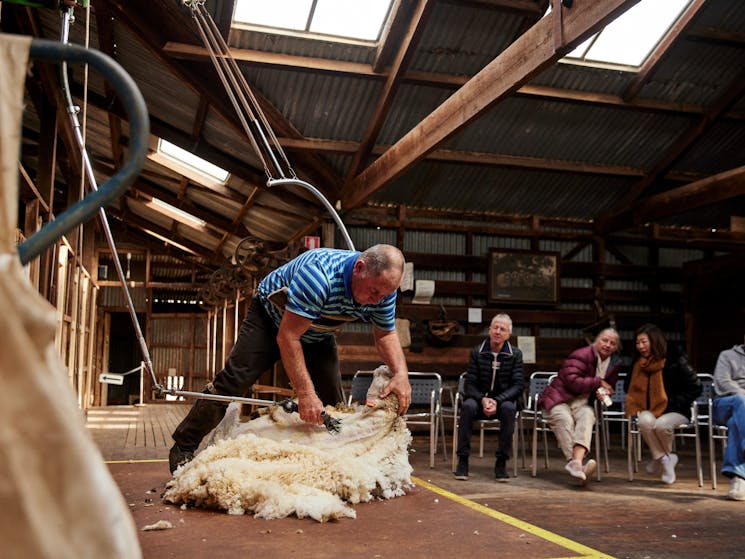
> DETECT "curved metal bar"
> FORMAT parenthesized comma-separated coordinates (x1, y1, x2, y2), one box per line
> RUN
(267, 178, 355, 251)
(18, 39, 150, 264)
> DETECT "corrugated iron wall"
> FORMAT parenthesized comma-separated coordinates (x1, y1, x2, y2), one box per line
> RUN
(345, 224, 698, 344)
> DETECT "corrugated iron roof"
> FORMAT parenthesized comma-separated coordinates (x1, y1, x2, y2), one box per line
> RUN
(9, 0, 745, 275)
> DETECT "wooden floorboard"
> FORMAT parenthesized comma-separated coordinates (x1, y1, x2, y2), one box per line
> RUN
(86, 403, 189, 460)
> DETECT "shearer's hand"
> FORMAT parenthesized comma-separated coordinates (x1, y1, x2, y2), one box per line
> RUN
(297, 392, 325, 425)
(380, 374, 412, 415)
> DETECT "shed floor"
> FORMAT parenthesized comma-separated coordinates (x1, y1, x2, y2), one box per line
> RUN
(87, 403, 745, 559)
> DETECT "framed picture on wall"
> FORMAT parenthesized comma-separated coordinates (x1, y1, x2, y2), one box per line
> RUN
(488, 249, 559, 305)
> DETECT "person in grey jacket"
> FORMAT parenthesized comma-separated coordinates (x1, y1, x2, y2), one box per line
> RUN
(712, 336, 745, 501)
(454, 313, 524, 481)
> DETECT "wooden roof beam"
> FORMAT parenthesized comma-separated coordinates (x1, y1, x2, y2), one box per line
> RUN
(342, 0, 434, 187)
(280, 136, 648, 177)
(340, 0, 643, 210)
(163, 41, 745, 119)
(94, 2, 125, 168)
(599, 69, 745, 233)
(612, 164, 745, 228)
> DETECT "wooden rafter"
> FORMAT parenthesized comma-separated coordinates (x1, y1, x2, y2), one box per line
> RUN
(94, 2, 124, 167)
(279, 136, 655, 178)
(212, 185, 261, 257)
(617, 164, 745, 227)
(599, 68, 745, 233)
(340, 0, 643, 211)
(342, 0, 434, 186)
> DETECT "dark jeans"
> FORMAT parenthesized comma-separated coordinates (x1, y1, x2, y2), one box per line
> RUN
(172, 297, 344, 451)
(456, 398, 517, 460)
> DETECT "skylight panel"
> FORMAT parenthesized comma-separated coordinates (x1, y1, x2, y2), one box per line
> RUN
(158, 139, 229, 184)
(565, 0, 691, 68)
(310, 0, 392, 41)
(148, 198, 206, 229)
(233, 0, 394, 42)
(233, 0, 312, 31)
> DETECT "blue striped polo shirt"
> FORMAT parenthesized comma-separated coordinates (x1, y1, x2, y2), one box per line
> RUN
(256, 248, 397, 343)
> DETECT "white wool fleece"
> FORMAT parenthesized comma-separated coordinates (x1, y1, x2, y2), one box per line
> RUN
(164, 368, 413, 522)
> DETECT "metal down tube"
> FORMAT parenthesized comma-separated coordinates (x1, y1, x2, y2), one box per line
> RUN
(192, 7, 286, 179)
(157, 389, 340, 432)
(162, 389, 275, 407)
(187, 4, 353, 255)
(54, 9, 157, 385)
(17, 39, 149, 264)
(189, 10, 270, 177)
(267, 178, 356, 252)
(194, 5, 293, 178)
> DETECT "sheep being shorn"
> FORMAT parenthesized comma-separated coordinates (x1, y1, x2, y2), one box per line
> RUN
(163, 365, 413, 522)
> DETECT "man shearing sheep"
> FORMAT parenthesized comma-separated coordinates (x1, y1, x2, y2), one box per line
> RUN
(169, 244, 412, 473)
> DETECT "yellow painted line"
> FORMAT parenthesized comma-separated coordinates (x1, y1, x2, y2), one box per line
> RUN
(412, 476, 616, 559)
(105, 459, 168, 464)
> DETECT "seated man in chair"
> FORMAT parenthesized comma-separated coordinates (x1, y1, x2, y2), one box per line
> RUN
(454, 313, 524, 481)
(712, 334, 745, 501)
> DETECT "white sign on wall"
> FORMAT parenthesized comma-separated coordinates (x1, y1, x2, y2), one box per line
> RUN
(517, 336, 536, 364)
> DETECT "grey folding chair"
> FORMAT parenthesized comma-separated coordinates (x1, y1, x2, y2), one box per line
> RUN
(517, 372, 555, 477)
(600, 375, 629, 451)
(406, 372, 447, 468)
(348, 370, 446, 468)
(627, 373, 712, 486)
(595, 375, 628, 475)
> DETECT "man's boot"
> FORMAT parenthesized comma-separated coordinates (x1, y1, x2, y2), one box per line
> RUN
(454, 457, 469, 480)
(495, 455, 509, 482)
(169, 396, 227, 474)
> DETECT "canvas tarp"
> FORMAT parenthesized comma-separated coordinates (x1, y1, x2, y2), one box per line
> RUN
(0, 32, 141, 559)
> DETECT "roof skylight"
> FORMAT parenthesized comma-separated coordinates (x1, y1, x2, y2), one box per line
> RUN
(233, 0, 394, 42)
(147, 198, 206, 229)
(564, 0, 691, 68)
(157, 139, 229, 184)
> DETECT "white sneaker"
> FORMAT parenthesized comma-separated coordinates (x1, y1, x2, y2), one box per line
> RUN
(583, 459, 597, 479)
(565, 459, 586, 481)
(727, 476, 745, 501)
(645, 458, 661, 475)
(660, 453, 678, 484)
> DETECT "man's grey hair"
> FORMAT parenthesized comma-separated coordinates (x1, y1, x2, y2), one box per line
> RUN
(491, 313, 513, 333)
(360, 244, 404, 276)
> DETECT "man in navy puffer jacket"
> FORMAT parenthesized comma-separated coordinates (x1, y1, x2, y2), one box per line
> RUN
(454, 313, 524, 481)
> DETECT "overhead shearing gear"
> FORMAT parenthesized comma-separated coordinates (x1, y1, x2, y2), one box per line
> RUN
(182, 0, 355, 251)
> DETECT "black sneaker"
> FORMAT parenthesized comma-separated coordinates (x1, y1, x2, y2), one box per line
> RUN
(495, 458, 509, 482)
(454, 458, 469, 480)
(169, 444, 194, 474)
